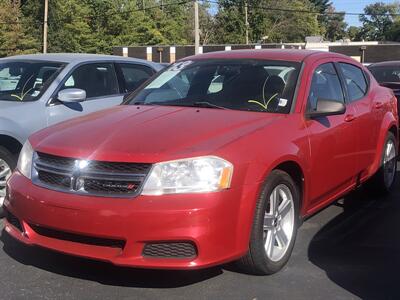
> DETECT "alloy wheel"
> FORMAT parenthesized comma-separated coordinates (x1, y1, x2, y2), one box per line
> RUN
(383, 139, 397, 189)
(263, 184, 295, 262)
(0, 159, 12, 206)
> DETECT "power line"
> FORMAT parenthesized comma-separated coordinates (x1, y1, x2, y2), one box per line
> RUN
(202, 0, 400, 17)
(1, 0, 398, 26)
(103, 0, 192, 18)
(0, 21, 43, 25)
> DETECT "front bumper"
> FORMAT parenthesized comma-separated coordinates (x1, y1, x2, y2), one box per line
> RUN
(3, 172, 259, 269)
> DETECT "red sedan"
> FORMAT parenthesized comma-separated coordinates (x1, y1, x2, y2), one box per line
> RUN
(3, 50, 398, 275)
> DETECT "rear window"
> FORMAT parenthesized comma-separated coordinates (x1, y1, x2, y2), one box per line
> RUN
(339, 63, 368, 102)
(119, 63, 154, 93)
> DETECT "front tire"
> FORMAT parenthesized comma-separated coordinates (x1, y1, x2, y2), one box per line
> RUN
(237, 170, 300, 275)
(0, 146, 16, 217)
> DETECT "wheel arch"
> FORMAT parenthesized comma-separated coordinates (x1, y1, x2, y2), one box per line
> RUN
(272, 160, 305, 213)
(388, 125, 398, 145)
(369, 113, 398, 176)
(0, 134, 23, 157)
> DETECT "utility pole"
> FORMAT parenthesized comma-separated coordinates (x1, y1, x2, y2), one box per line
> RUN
(194, 0, 200, 54)
(43, 0, 49, 53)
(245, 1, 249, 45)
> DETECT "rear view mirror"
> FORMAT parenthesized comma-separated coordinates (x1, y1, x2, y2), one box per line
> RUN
(306, 98, 346, 119)
(9, 66, 23, 77)
(57, 88, 86, 103)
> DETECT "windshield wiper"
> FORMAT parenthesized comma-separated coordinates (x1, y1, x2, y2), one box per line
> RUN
(132, 101, 228, 110)
(192, 101, 228, 110)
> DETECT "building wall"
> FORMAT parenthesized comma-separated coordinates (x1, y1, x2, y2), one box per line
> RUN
(114, 42, 400, 64)
(113, 44, 303, 63)
(329, 44, 400, 63)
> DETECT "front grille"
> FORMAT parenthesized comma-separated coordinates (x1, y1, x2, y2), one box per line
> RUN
(38, 170, 71, 188)
(30, 224, 126, 249)
(5, 209, 23, 232)
(32, 152, 152, 197)
(143, 242, 197, 259)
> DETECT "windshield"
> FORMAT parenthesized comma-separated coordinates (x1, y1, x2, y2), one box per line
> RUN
(368, 65, 400, 83)
(0, 61, 65, 102)
(126, 59, 301, 113)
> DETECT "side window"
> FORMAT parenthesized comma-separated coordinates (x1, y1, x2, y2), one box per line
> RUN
(118, 64, 154, 93)
(339, 63, 368, 102)
(308, 63, 344, 111)
(61, 63, 119, 98)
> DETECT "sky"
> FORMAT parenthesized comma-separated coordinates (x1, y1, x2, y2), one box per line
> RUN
(332, 0, 397, 27)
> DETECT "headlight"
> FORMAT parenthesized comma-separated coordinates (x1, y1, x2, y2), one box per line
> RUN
(17, 140, 34, 179)
(142, 156, 233, 195)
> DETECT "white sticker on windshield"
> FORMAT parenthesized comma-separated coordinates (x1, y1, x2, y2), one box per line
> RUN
(31, 91, 40, 97)
(278, 98, 288, 107)
(169, 60, 193, 72)
(145, 60, 193, 89)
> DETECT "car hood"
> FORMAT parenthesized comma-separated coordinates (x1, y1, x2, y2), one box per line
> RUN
(31, 105, 282, 163)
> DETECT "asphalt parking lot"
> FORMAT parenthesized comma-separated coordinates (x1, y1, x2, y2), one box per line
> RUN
(0, 165, 399, 300)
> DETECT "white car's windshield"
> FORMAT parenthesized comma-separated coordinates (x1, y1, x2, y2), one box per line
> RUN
(0, 61, 65, 102)
(126, 59, 301, 113)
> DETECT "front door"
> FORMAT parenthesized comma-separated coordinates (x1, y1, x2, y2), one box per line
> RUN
(305, 61, 359, 205)
(46, 62, 123, 126)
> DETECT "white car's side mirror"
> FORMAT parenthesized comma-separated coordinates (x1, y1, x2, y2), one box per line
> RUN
(57, 88, 86, 103)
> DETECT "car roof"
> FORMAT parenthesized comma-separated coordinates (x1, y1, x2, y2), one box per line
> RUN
(368, 61, 400, 68)
(183, 49, 348, 63)
(0, 53, 162, 67)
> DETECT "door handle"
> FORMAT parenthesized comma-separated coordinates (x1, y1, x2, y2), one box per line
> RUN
(344, 114, 357, 122)
(374, 102, 384, 109)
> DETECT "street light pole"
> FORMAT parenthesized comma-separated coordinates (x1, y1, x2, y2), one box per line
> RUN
(194, 0, 200, 55)
(43, 0, 48, 53)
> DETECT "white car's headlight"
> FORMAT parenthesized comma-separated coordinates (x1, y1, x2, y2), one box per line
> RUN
(142, 156, 233, 195)
(17, 140, 34, 179)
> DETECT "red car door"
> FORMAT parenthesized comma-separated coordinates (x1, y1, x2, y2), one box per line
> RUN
(337, 62, 380, 179)
(304, 61, 359, 206)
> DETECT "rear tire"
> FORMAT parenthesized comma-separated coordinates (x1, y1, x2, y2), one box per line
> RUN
(0, 146, 16, 217)
(237, 170, 300, 275)
(368, 132, 397, 195)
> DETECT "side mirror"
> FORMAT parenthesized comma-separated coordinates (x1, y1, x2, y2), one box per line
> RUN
(306, 98, 346, 119)
(57, 88, 86, 103)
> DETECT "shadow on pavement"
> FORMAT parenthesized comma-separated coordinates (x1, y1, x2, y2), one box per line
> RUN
(0, 231, 222, 288)
(308, 170, 400, 299)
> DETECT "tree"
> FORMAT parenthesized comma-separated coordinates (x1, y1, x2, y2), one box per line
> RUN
(213, 3, 246, 44)
(0, 0, 38, 57)
(19, 0, 200, 53)
(359, 2, 399, 41)
(324, 6, 347, 41)
(309, 0, 331, 14)
(214, 0, 321, 44)
(347, 26, 361, 41)
(310, 0, 333, 29)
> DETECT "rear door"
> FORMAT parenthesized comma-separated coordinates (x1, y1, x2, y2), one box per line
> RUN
(337, 62, 379, 177)
(305, 60, 359, 205)
(46, 62, 123, 126)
